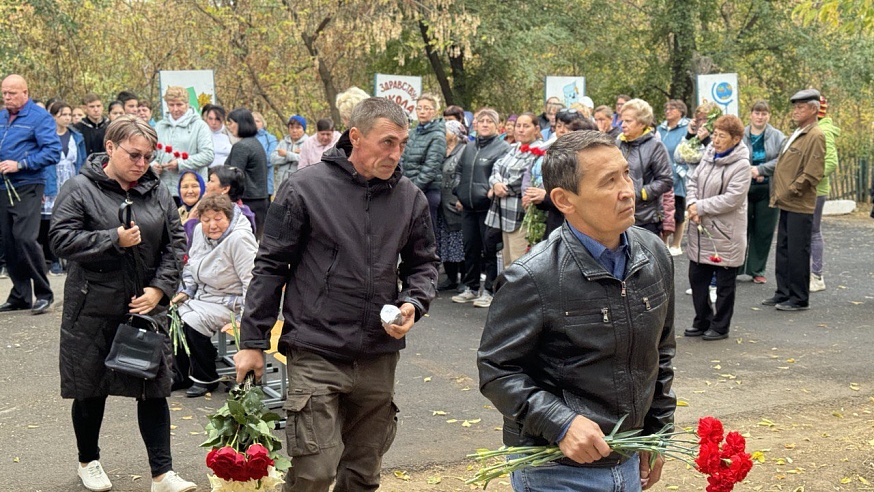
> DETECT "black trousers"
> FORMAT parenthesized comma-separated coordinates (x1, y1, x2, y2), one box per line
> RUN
(774, 209, 813, 306)
(244, 197, 270, 241)
(689, 261, 739, 334)
(460, 209, 497, 294)
(0, 184, 53, 306)
(172, 323, 219, 388)
(72, 396, 172, 477)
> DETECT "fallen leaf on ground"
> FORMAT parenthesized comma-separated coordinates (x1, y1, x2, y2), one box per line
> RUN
(426, 476, 442, 484)
(432, 410, 448, 416)
(393, 470, 410, 481)
(676, 400, 689, 407)
(423, 377, 432, 382)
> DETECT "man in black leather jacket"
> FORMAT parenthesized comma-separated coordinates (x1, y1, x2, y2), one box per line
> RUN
(478, 130, 676, 491)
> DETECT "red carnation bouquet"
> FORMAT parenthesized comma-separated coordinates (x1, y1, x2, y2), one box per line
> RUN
(467, 416, 752, 491)
(695, 417, 753, 492)
(154, 143, 187, 169)
(201, 373, 290, 491)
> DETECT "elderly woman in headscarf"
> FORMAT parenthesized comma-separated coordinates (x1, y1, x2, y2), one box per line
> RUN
(436, 120, 468, 291)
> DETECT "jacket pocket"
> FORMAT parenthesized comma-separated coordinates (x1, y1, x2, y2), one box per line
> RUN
(63, 281, 89, 323)
(710, 221, 732, 241)
(283, 393, 320, 456)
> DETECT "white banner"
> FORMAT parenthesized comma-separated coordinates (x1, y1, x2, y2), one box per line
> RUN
(544, 76, 586, 107)
(158, 70, 216, 117)
(373, 74, 422, 120)
(697, 73, 739, 116)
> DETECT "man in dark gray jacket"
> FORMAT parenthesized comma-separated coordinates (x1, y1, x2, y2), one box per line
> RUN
(478, 131, 676, 491)
(234, 98, 439, 492)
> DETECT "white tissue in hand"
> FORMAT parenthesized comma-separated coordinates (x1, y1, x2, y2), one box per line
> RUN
(380, 305, 403, 327)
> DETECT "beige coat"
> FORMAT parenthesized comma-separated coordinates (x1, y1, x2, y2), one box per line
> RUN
(686, 143, 751, 267)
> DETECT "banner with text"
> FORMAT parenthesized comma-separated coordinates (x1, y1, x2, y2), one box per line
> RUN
(544, 76, 586, 107)
(158, 70, 216, 117)
(374, 74, 422, 120)
(697, 73, 739, 116)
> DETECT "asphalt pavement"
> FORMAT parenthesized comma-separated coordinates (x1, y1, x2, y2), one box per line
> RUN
(1, 213, 873, 491)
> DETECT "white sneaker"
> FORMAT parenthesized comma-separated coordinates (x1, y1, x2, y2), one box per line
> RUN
(709, 285, 717, 304)
(810, 273, 826, 292)
(452, 288, 479, 304)
(151, 470, 196, 492)
(78, 461, 112, 492)
(472, 291, 493, 308)
(669, 246, 683, 257)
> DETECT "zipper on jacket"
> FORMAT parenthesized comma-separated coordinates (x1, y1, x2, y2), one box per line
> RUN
(620, 282, 627, 297)
(467, 147, 482, 208)
(324, 245, 339, 292)
(601, 307, 610, 323)
(643, 297, 651, 311)
(360, 186, 374, 356)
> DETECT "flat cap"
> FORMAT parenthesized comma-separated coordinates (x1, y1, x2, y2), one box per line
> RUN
(790, 89, 821, 103)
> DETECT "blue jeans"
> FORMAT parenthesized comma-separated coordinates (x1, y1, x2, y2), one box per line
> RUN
(510, 453, 641, 492)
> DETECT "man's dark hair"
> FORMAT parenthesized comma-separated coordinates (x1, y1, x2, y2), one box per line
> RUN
(617, 94, 631, 102)
(556, 108, 587, 127)
(543, 130, 617, 194)
(567, 118, 597, 132)
(116, 91, 138, 104)
(227, 108, 258, 138)
(316, 118, 335, 132)
(209, 165, 247, 201)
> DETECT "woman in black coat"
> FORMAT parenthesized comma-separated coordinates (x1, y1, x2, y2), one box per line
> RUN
(49, 116, 194, 491)
(226, 108, 268, 239)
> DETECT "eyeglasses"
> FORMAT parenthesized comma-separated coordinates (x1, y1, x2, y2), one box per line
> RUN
(416, 106, 435, 112)
(117, 143, 153, 163)
(556, 109, 580, 117)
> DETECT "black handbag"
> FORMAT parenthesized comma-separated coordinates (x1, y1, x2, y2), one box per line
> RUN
(104, 198, 169, 380)
(105, 314, 165, 380)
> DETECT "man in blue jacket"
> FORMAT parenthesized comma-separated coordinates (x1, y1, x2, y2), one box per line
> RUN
(0, 75, 61, 314)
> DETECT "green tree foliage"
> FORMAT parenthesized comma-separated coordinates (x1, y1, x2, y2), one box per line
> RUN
(1, 0, 871, 156)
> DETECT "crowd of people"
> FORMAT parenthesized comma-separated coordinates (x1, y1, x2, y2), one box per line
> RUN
(0, 69, 839, 492)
